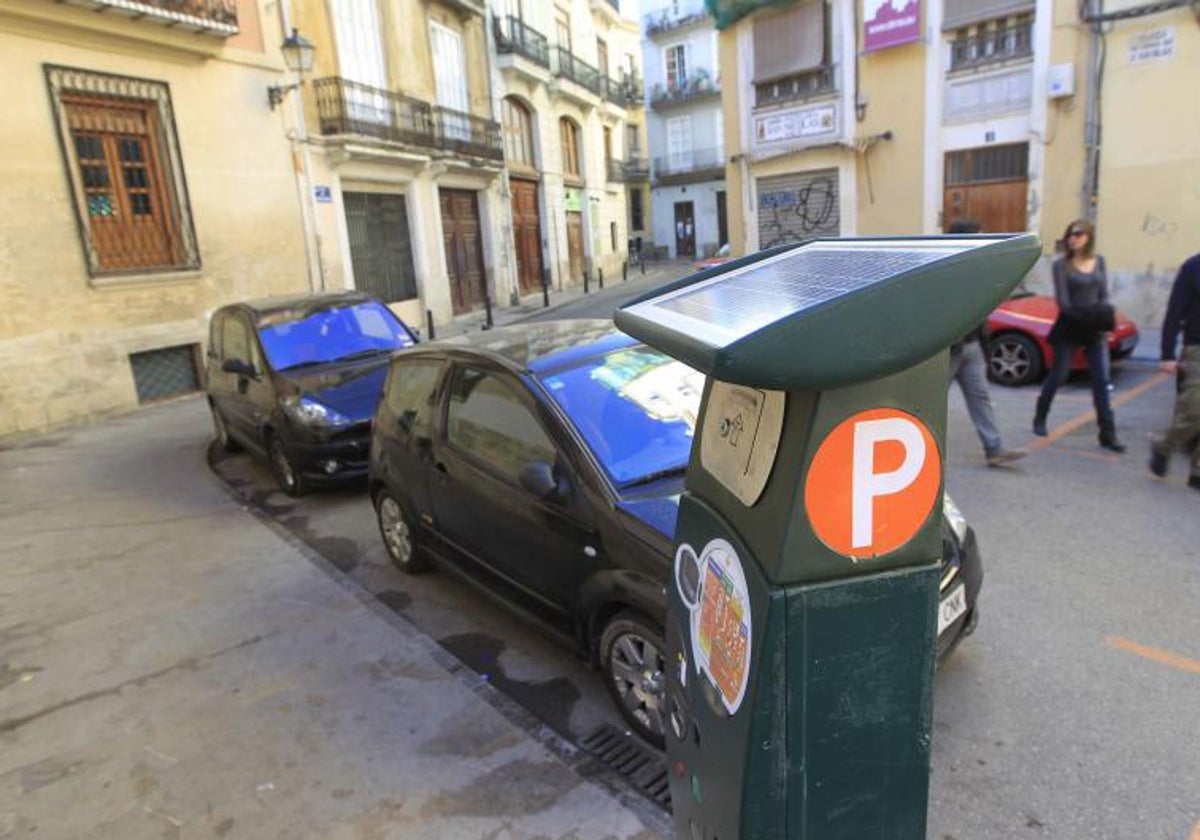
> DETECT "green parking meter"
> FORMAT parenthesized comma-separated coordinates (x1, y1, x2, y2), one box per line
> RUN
(614, 234, 1040, 840)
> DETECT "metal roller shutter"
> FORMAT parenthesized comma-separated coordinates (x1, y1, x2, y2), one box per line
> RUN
(756, 169, 840, 250)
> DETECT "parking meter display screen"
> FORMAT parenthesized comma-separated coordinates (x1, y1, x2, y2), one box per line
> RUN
(631, 239, 1002, 345)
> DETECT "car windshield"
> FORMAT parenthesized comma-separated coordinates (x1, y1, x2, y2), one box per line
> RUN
(540, 346, 704, 488)
(257, 301, 415, 372)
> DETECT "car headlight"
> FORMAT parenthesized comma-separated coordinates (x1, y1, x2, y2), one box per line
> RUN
(282, 396, 352, 430)
(943, 494, 969, 544)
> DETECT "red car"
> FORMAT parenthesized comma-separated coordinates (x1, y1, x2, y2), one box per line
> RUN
(985, 292, 1140, 386)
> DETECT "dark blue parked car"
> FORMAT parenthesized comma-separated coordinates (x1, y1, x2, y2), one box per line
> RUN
(206, 291, 417, 496)
(367, 320, 981, 746)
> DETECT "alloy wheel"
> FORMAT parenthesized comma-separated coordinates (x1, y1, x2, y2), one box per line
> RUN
(268, 437, 300, 496)
(378, 495, 413, 566)
(988, 336, 1038, 386)
(607, 628, 666, 742)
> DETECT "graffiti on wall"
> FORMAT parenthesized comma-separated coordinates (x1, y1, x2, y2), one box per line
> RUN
(757, 174, 839, 250)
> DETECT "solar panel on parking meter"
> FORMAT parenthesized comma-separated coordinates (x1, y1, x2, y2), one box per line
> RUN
(614, 234, 1041, 840)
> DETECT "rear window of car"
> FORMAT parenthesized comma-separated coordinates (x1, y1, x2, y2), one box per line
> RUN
(258, 301, 415, 372)
(539, 347, 704, 487)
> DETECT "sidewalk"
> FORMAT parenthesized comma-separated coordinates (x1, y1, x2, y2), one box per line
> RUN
(0, 400, 669, 839)
(431, 259, 694, 340)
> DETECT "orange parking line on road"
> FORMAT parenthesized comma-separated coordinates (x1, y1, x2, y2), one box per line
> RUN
(1106, 635, 1200, 677)
(1027, 372, 1172, 452)
(1190, 818, 1200, 840)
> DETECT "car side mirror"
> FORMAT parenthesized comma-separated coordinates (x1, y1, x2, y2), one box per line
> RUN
(221, 358, 256, 377)
(519, 460, 567, 502)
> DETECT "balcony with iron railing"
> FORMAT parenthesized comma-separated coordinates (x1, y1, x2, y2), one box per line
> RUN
(653, 147, 725, 184)
(553, 47, 602, 96)
(313, 78, 501, 162)
(432, 105, 504, 161)
(754, 65, 837, 108)
(601, 75, 644, 108)
(608, 157, 650, 182)
(492, 14, 550, 68)
(643, 0, 710, 38)
(58, 0, 238, 35)
(650, 71, 720, 110)
(949, 21, 1034, 71)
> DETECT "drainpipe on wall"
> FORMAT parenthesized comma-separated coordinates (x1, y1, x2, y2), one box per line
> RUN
(280, 0, 325, 292)
(1081, 0, 1103, 222)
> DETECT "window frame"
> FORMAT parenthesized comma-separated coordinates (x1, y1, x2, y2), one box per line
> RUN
(664, 43, 688, 91)
(45, 64, 200, 280)
(560, 117, 582, 181)
(501, 96, 537, 171)
(442, 365, 560, 487)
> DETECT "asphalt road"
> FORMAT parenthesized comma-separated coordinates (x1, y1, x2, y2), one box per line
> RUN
(210, 284, 1200, 840)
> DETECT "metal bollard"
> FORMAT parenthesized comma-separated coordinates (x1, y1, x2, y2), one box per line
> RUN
(483, 295, 493, 330)
(623, 260, 628, 282)
(584, 270, 590, 294)
(425, 309, 436, 341)
(598, 268, 604, 290)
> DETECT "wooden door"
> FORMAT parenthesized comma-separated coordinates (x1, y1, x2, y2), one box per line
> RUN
(565, 211, 584, 284)
(943, 144, 1029, 233)
(440, 188, 486, 315)
(510, 178, 543, 294)
(674, 201, 695, 258)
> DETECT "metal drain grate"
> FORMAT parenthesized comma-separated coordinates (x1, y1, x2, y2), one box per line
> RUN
(581, 724, 671, 809)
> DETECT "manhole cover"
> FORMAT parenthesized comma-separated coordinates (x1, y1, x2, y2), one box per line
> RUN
(581, 724, 671, 810)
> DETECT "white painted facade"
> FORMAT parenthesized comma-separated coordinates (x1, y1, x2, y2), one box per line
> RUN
(642, 0, 728, 259)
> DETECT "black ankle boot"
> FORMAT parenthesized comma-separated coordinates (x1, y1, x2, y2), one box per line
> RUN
(1033, 395, 1050, 437)
(1099, 433, 1126, 453)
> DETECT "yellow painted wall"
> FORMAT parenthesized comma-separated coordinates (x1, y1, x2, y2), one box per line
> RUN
(0, 2, 309, 437)
(719, 25, 747, 255)
(1094, 10, 1200, 320)
(855, 40, 926, 234)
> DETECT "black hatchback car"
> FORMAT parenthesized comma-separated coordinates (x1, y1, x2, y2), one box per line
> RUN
(368, 320, 981, 746)
(206, 291, 417, 495)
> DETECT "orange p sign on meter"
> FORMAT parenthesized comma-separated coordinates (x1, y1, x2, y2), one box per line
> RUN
(804, 408, 941, 558)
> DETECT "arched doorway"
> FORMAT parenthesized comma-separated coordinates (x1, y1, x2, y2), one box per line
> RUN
(502, 97, 544, 295)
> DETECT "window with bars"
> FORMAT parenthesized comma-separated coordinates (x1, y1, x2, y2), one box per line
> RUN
(46, 66, 199, 277)
(945, 142, 1028, 184)
(129, 344, 202, 403)
(948, 15, 1034, 71)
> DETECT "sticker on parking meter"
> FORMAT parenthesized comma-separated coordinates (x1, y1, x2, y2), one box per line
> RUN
(675, 539, 752, 715)
(804, 408, 941, 558)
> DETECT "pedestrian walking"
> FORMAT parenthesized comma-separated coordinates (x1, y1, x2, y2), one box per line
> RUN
(951, 326, 1027, 466)
(1148, 252, 1200, 490)
(946, 219, 1026, 466)
(1031, 218, 1126, 452)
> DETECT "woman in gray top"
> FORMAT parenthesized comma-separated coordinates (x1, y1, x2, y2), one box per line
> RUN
(1032, 219, 1125, 452)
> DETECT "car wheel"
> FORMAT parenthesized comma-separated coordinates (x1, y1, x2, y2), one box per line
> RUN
(987, 332, 1044, 386)
(209, 403, 239, 452)
(375, 490, 429, 574)
(267, 434, 306, 497)
(600, 611, 667, 748)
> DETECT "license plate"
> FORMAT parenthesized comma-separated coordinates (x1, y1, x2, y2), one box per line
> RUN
(938, 584, 967, 636)
(1118, 335, 1136, 351)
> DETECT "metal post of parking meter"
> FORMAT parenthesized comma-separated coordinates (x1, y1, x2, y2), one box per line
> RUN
(615, 234, 1040, 840)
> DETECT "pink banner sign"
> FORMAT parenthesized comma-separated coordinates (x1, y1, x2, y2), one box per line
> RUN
(863, 0, 921, 52)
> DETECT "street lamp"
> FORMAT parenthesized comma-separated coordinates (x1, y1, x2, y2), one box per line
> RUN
(267, 28, 315, 110)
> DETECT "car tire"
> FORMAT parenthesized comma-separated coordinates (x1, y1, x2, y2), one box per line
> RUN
(209, 403, 239, 452)
(986, 332, 1044, 387)
(267, 433, 306, 497)
(600, 611, 667, 748)
(375, 489, 429, 574)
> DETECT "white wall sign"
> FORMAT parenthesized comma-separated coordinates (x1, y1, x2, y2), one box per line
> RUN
(1128, 27, 1175, 64)
(754, 103, 838, 146)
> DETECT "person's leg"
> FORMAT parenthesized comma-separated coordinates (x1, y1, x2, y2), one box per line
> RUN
(955, 342, 1004, 456)
(1154, 347, 1200, 483)
(1034, 342, 1073, 435)
(1086, 338, 1122, 450)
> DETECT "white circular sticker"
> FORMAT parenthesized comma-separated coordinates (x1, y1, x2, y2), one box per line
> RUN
(674, 538, 753, 715)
